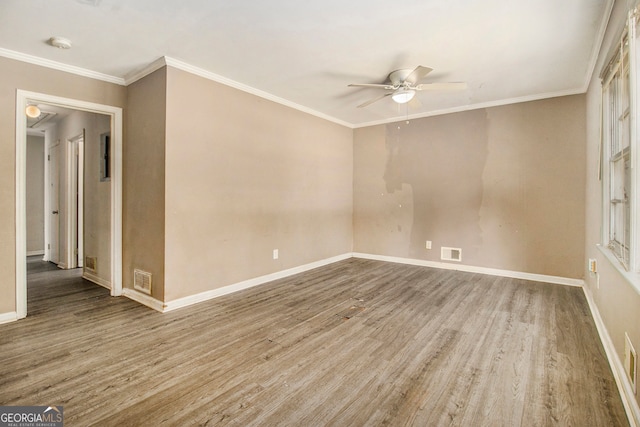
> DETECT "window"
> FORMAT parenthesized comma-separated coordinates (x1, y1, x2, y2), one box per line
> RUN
(602, 33, 631, 268)
(601, 9, 640, 277)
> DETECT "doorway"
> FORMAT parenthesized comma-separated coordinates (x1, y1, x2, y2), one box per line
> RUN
(15, 90, 123, 319)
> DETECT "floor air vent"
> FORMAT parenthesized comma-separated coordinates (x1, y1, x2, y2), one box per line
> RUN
(441, 247, 462, 262)
(134, 269, 152, 295)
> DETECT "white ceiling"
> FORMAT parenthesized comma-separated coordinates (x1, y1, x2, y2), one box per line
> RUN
(0, 0, 613, 127)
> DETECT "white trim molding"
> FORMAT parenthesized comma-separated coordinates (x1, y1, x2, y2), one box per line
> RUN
(598, 244, 640, 296)
(583, 286, 640, 427)
(0, 312, 18, 325)
(163, 57, 353, 128)
(163, 253, 352, 312)
(126, 56, 353, 128)
(26, 250, 45, 257)
(0, 48, 125, 85)
(583, 0, 616, 94)
(352, 253, 585, 287)
(15, 92, 28, 318)
(162, 252, 583, 313)
(352, 89, 588, 129)
(82, 271, 112, 290)
(123, 57, 166, 86)
(15, 90, 124, 320)
(2, 43, 619, 130)
(122, 288, 165, 313)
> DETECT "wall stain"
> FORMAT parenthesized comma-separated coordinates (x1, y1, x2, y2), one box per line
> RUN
(383, 110, 489, 260)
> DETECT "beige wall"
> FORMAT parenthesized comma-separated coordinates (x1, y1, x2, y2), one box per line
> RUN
(123, 68, 166, 301)
(81, 113, 111, 281)
(584, 0, 640, 411)
(0, 56, 126, 315)
(354, 95, 586, 279)
(26, 135, 44, 253)
(163, 67, 353, 301)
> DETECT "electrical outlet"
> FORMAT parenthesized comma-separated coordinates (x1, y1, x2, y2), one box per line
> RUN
(588, 258, 597, 273)
(426, 240, 432, 250)
(273, 249, 279, 260)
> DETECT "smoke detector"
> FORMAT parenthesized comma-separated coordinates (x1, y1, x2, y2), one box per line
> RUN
(49, 36, 72, 49)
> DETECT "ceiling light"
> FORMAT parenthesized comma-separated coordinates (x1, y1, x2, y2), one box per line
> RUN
(49, 36, 72, 49)
(25, 105, 41, 118)
(391, 89, 415, 104)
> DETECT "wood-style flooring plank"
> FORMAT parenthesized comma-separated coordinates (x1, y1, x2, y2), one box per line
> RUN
(0, 257, 629, 426)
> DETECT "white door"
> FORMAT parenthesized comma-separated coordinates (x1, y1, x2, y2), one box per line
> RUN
(48, 143, 59, 264)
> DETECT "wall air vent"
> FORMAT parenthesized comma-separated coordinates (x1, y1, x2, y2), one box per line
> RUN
(625, 332, 637, 393)
(85, 256, 97, 272)
(441, 247, 462, 262)
(133, 269, 152, 295)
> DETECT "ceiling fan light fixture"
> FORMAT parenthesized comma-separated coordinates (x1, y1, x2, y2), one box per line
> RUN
(25, 105, 41, 118)
(391, 89, 415, 104)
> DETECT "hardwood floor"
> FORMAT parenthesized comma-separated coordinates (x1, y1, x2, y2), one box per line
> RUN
(0, 257, 629, 426)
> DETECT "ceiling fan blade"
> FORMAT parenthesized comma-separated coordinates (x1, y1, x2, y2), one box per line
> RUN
(348, 83, 395, 90)
(408, 96, 422, 109)
(357, 93, 393, 108)
(405, 66, 433, 84)
(414, 82, 467, 91)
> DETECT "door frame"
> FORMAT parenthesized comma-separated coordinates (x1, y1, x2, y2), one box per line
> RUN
(15, 90, 123, 319)
(67, 132, 84, 269)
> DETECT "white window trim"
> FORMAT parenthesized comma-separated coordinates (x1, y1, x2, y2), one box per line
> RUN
(632, 9, 640, 277)
(598, 244, 640, 291)
(601, 9, 640, 293)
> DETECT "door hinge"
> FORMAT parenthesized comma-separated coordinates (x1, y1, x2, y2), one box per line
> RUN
(47, 155, 50, 161)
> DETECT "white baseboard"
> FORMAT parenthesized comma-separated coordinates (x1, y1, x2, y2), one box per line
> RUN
(26, 250, 44, 257)
(164, 253, 353, 312)
(0, 311, 18, 325)
(162, 252, 582, 313)
(82, 271, 112, 290)
(352, 253, 585, 287)
(583, 286, 640, 427)
(122, 288, 165, 312)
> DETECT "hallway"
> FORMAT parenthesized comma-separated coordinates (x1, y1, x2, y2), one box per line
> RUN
(26, 256, 109, 316)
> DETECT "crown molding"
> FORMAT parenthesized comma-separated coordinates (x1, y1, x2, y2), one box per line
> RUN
(583, 0, 615, 92)
(123, 57, 168, 86)
(123, 55, 353, 128)
(2, 46, 598, 129)
(0, 47, 125, 85)
(1, 48, 353, 127)
(352, 87, 586, 128)
(161, 56, 353, 128)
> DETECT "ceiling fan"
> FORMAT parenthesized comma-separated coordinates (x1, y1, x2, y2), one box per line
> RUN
(348, 66, 466, 108)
